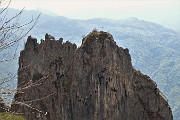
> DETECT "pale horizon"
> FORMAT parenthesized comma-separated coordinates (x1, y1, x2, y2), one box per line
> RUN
(8, 0, 180, 30)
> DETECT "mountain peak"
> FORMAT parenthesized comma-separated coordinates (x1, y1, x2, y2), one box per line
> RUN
(82, 30, 114, 45)
(126, 17, 139, 21)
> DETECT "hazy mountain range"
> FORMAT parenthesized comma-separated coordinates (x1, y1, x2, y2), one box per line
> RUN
(0, 8, 179, 120)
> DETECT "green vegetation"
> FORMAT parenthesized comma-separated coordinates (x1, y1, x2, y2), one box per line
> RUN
(0, 112, 25, 120)
(83, 29, 112, 43)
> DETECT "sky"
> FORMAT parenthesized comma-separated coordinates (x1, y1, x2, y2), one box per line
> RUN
(7, 0, 180, 30)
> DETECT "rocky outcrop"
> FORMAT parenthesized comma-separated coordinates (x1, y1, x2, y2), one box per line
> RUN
(0, 97, 6, 112)
(11, 31, 173, 120)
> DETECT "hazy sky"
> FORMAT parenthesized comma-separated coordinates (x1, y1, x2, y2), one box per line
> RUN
(8, 0, 180, 30)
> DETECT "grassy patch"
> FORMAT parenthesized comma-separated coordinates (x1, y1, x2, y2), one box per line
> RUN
(0, 112, 25, 120)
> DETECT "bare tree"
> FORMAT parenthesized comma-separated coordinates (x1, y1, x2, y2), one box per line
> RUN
(0, 0, 40, 113)
(0, 0, 40, 52)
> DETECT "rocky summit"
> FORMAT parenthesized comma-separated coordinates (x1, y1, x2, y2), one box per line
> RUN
(11, 31, 172, 120)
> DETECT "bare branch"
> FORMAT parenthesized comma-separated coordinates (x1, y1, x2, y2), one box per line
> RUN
(0, 1, 41, 117)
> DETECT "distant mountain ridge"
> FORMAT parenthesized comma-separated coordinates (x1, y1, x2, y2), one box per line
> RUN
(0, 8, 179, 120)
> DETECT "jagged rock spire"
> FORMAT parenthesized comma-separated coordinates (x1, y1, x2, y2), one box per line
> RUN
(11, 31, 173, 120)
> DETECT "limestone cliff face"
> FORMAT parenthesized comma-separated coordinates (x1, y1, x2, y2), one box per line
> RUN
(11, 31, 172, 120)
